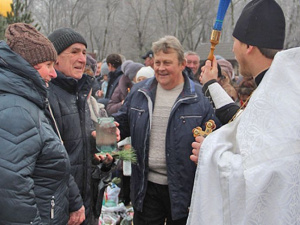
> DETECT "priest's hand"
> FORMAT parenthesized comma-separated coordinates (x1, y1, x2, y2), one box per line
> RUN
(190, 136, 205, 164)
(199, 56, 218, 85)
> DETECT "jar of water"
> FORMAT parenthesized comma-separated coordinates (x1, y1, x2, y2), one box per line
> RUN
(96, 117, 117, 153)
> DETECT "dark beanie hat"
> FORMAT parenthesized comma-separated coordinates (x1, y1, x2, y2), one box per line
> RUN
(121, 60, 144, 81)
(48, 27, 87, 55)
(233, 0, 285, 49)
(5, 23, 57, 66)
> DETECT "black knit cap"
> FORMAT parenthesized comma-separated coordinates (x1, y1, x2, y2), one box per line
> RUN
(233, 0, 285, 49)
(48, 28, 87, 55)
(5, 23, 57, 66)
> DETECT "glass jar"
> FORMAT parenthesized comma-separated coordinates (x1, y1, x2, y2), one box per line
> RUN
(96, 117, 117, 153)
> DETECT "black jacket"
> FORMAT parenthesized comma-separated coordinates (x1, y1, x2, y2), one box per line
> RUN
(105, 66, 123, 99)
(0, 41, 71, 224)
(48, 71, 94, 222)
(98, 66, 123, 107)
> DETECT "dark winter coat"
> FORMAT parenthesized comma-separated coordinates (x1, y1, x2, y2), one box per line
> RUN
(106, 74, 132, 115)
(0, 41, 71, 224)
(98, 66, 123, 107)
(91, 75, 102, 97)
(113, 72, 221, 220)
(48, 71, 94, 222)
(105, 66, 123, 99)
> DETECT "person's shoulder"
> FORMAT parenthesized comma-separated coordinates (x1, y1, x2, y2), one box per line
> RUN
(115, 66, 123, 76)
(119, 74, 130, 83)
(131, 77, 155, 92)
(193, 80, 203, 90)
(186, 78, 203, 94)
(48, 81, 62, 93)
(1, 93, 39, 108)
(0, 93, 42, 124)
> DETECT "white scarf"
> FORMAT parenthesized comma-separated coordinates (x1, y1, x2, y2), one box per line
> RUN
(187, 47, 300, 225)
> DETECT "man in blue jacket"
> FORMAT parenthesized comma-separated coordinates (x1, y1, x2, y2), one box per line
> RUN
(113, 35, 221, 225)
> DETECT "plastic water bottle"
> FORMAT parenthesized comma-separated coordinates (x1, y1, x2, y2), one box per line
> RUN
(123, 160, 131, 176)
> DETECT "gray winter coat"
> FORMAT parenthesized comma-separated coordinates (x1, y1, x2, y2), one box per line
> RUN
(0, 41, 71, 224)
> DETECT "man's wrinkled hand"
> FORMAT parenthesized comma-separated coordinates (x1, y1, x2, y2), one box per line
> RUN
(68, 205, 85, 225)
(94, 153, 113, 164)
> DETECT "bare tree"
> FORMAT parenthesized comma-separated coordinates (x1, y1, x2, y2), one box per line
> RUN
(119, 0, 153, 57)
(184, 0, 216, 50)
(168, 0, 208, 50)
(25, 0, 299, 62)
(87, 0, 120, 60)
(152, 0, 216, 51)
(153, 0, 172, 34)
(281, 0, 300, 48)
(30, 0, 89, 35)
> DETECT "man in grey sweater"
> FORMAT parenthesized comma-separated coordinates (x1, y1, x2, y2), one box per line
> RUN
(113, 35, 220, 225)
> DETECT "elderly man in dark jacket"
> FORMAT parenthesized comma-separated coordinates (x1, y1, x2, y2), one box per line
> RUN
(48, 28, 94, 225)
(113, 36, 221, 225)
(0, 23, 71, 224)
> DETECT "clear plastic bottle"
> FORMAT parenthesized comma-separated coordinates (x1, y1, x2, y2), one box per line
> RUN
(123, 160, 132, 176)
(96, 117, 117, 153)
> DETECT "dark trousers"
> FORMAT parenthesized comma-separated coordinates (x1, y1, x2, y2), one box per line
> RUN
(133, 181, 187, 225)
(119, 174, 131, 205)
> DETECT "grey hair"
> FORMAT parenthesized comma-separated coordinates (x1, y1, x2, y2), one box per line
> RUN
(184, 51, 200, 59)
(152, 36, 185, 63)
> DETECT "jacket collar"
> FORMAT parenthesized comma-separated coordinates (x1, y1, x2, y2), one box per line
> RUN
(255, 69, 268, 86)
(50, 70, 93, 97)
(50, 70, 78, 93)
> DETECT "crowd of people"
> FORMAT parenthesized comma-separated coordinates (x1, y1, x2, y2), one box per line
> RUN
(0, 0, 299, 224)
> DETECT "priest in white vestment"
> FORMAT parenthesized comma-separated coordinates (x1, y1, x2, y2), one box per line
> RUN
(187, 46, 300, 224)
